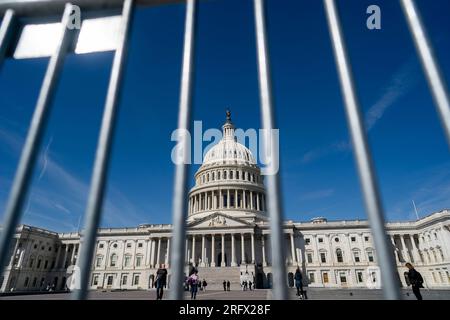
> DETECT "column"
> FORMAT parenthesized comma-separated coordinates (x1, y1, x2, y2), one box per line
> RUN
(241, 233, 245, 264)
(251, 233, 255, 264)
(165, 238, 170, 266)
(262, 235, 267, 266)
(54, 245, 62, 269)
(250, 191, 254, 210)
(256, 193, 260, 211)
(192, 235, 196, 265)
(243, 190, 247, 209)
(150, 239, 156, 268)
(290, 233, 297, 265)
(400, 235, 410, 262)
(201, 235, 206, 267)
(145, 239, 150, 266)
(219, 190, 223, 208)
(227, 190, 230, 209)
(409, 234, 421, 263)
(235, 189, 238, 208)
(221, 234, 226, 267)
(62, 245, 69, 269)
(231, 234, 237, 266)
(70, 244, 76, 265)
(156, 238, 161, 267)
(185, 238, 189, 264)
(211, 235, 216, 267)
(390, 235, 400, 264)
(262, 194, 265, 211)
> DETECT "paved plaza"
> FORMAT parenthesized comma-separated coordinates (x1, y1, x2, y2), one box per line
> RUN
(1, 288, 450, 300)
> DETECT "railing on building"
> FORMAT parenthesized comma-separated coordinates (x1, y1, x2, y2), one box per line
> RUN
(0, 0, 449, 300)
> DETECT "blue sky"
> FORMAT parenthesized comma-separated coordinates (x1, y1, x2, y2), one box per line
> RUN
(0, 0, 449, 232)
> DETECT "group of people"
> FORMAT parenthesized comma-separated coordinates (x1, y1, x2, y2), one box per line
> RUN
(153, 262, 425, 300)
(222, 280, 231, 291)
(241, 280, 254, 291)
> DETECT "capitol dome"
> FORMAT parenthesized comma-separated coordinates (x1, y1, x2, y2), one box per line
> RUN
(202, 114, 256, 167)
(187, 111, 267, 221)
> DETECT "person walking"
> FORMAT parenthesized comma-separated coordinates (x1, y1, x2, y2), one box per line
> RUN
(202, 279, 207, 291)
(406, 263, 424, 300)
(248, 280, 252, 291)
(188, 270, 199, 300)
(227, 280, 231, 291)
(155, 264, 168, 300)
(294, 267, 306, 299)
(223, 280, 227, 291)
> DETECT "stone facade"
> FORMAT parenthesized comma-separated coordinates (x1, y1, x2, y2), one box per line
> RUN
(1, 114, 450, 292)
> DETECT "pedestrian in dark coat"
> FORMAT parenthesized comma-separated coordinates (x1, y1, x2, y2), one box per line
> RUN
(406, 263, 424, 300)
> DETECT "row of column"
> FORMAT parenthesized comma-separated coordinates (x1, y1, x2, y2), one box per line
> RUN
(189, 189, 265, 214)
(187, 233, 258, 267)
(54, 243, 79, 269)
(390, 234, 422, 264)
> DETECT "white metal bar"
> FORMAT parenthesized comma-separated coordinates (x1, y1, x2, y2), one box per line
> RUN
(169, 0, 196, 301)
(323, 0, 401, 300)
(72, 0, 134, 300)
(400, 0, 450, 147)
(0, 3, 75, 281)
(0, 9, 15, 68)
(253, 0, 287, 300)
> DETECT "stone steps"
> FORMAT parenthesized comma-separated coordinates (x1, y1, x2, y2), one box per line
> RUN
(194, 266, 242, 290)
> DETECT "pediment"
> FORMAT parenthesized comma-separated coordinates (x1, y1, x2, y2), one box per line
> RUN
(187, 212, 254, 229)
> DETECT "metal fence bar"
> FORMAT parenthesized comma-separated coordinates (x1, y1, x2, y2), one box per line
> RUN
(323, 0, 401, 300)
(253, 0, 287, 300)
(0, 9, 15, 69)
(72, 0, 134, 300)
(169, 0, 196, 301)
(400, 0, 450, 147)
(0, 3, 75, 279)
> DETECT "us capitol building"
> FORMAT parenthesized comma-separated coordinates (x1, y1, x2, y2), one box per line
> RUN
(1, 113, 450, 293)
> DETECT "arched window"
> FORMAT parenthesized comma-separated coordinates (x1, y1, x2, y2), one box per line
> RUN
(236, 171, 239, 179)
(352, 249, 361, 263)
(110, 254, 118, 267)
(336, 249, 344, 263)
(319, 250, 327, 263)
(218, 171, 221, 180)
(366, 249, 375, 262)
(212, 172, 215, 181)
(206, 173, 209, 182)
(224, 171, 227, 179)
(230, 171, 233, 179)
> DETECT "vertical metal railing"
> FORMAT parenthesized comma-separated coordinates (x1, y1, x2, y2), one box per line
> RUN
(72, 0, 134, 300)
(169, 0, 196, 300)
(323, 0, 401, 300)
(0, 0, 448, 301)
(0, 9, 15, 69)
(400, 0, 450, 147)
(253, 0, 287, 300)
(0, 3, 75, 279)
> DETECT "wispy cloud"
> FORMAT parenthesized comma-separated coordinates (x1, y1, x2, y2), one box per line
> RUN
(301, 57, 419, 164)
(0, 125, 146, 231)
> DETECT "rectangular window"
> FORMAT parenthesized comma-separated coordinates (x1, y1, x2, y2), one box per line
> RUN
(308, 273, 315, 283)
(124, 256, 131, 267)
(323, 272, 329, 283)
(29, 259, 34, 268)
(320, 252, 326, 263)
(44, 260, 48, 269)
(133, 275, 140, 286)
(96, 256, 102, 267)
(354, 252, 360, 263)
(92, 275, 99, 286)
(364, 236, 369, 242)
(305, 238, 310, 245)
(136, 256, 142, 267)
(307, 253, 313, 264)
(122, 275, 128, 285)
(107, 276, 113, 286)
(127, 243, 132, 248)
(357, 271, 363, 283)
(99, 244, 104, 249)
(318, 238, 323, 243)
(351, 237, 356, 242)
(367, 251, 374, 262)
(138, 243, 143, 248)
(37, 259, 42, 269)
(339, 272, 347, 284)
